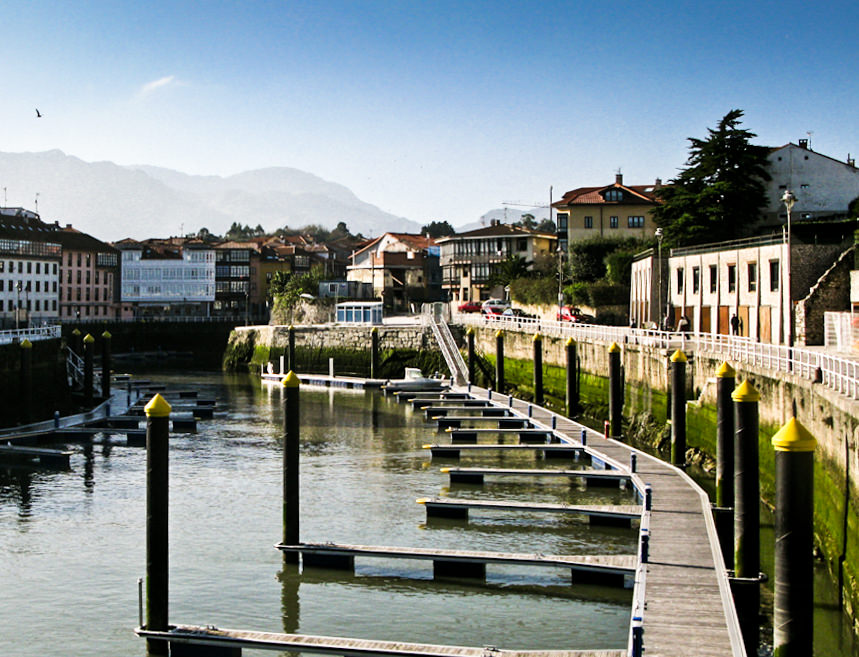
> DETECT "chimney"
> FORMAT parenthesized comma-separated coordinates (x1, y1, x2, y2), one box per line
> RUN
(798, 139, 809, 149)
(66, 223, 72, 229)
(848, 153, 856, 168)
(615, 172, 623, 185)
(654, 177, 662, 189)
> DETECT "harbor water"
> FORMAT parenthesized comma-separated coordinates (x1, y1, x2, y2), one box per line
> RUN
(0, 372, 635, 656)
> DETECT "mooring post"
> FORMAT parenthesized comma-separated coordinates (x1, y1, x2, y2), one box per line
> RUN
(71, 327, 82, 356)
(370, 327, 379, 379)
(772, 417, 816, 657)
(495, 329, 505, 393)
(608, 342, 622, 439)
(145, 393, 171, 656)
(732, 379, 761, 656)
(101, 330, 112, 399)
(670, 349, 687, 467)
(83, 333, 95, 407)
(20, 338, 32, 424)
(287, 325, 296, 373)
(715, 361, 736, 567)
(466, 327, 475, 383)
(282, 372, 301, 562)
(565, 338, 578, 416)
(533, 332, 544, 406)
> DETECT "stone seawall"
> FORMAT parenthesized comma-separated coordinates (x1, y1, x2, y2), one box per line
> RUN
(247, 324, 438, 352)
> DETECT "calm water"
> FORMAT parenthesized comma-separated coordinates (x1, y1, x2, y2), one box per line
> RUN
(0, 372, 634, 656)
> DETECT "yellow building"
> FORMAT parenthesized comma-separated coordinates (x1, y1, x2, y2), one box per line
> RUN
(553, 173, 662, 248)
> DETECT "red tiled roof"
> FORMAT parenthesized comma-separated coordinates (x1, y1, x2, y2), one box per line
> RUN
(554, 182, 660, 208)
(435, 223, 554, 242)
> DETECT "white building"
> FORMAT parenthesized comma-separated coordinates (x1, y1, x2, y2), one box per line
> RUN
(763, 140, 859, 226)
(0, 208, 61, 327)
(117, 240, 215, 317)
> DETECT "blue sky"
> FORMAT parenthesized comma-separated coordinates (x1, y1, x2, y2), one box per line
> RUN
(1, 0, 857, 230)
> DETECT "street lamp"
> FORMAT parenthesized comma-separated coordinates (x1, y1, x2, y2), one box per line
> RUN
(655, 227, 664, 329)
(15, 281, 21, 331)
(782, 189, 796, 348)
(556, 244, 565, 320)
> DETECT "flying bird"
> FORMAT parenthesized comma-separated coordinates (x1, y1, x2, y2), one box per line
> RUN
(35, 108, 42, 118)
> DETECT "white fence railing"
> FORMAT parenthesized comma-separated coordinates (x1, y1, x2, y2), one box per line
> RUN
(454, 312, 859, 401)
(0, 325, 61, 345)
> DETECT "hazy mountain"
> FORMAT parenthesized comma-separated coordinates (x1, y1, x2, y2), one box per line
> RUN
(0, 150, 421, 241)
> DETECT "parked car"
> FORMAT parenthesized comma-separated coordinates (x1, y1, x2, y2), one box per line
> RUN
(557, 306, 595, 323)
(501, 308, 536, 320)
(481, 298, 511, 314)
(482, 306, 504, 319)
(457, 301, 482, 313)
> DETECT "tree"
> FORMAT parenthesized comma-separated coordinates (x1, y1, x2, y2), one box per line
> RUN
(536, 218, 556, 234)
(488, 254, 531, 287)
(652, 109, 771, 246)
(421, 220, 455, 238)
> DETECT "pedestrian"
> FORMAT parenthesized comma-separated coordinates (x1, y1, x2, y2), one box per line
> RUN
(730, 314, 740, 335)
(677, 315, 690, 332)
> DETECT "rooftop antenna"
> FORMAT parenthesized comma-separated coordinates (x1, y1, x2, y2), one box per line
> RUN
(34, 192, 39, 214)
(806, 131, 814, 149)
(2, 187, 6, 206)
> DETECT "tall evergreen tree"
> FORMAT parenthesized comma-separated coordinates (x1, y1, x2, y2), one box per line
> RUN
(653, 109, 771, 246)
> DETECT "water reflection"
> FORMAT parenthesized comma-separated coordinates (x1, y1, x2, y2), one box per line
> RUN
(278, 562, 301, 635)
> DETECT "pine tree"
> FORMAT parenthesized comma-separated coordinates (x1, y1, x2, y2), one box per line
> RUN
(653, 109, 771, 246)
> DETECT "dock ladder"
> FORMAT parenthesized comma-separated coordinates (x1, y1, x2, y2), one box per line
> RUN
(424, 304, 468, 386)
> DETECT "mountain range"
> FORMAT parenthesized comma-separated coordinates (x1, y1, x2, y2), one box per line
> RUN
(0, 150, 424, 241)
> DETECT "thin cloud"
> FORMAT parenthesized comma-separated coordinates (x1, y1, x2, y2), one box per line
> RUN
(136, 75, 179, 99)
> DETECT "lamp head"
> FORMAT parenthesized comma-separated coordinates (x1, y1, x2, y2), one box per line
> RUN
(781, 189, 797, 209)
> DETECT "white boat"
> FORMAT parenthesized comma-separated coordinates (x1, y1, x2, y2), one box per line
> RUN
(383, 367, 449, 392)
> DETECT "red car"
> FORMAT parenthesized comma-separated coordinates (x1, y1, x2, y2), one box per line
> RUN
(557, 306, 595, 323)
(458, 301, 482, 313)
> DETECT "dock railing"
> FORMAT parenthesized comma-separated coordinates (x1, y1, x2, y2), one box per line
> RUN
(454, 312, 859, 401)
(0, 324, 61, 345)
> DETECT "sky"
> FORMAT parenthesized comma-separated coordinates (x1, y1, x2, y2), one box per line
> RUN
(1, 0, 858, 230)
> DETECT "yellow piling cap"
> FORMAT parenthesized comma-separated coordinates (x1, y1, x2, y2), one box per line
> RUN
(371, 327, 378, 334)
(422, 444, 434, 449)
(496, 329, 504, 338)
(102, 330, 112, 339)
(416, 498, 428, 505)
(72, 328, 81, 335)
(716, 361, 736, 378)
(565, 337, 575, 346)
(772, 417, 817, 452)
(144, 393, 172, 417)
(20, 338, 32, 349)
(440, 467, 451, 473)
(289, 325, 294, 330)
(281, 371, 301, 388)
(731, 380, 760, 402)
(466, 327, 475, 335)
(533, 332, 542, 342)
(83, 333, 95, 344)
(608, 342, 621, 353)
(670, 349, 687, 363)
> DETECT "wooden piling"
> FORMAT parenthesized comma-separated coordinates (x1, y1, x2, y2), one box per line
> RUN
(670, 349, 687, 466)
(145, 393, 172, 656)
(370, 327, 379, 379)
(495, 330, 504, 393)
(565, 338, 577, 416)
(20, 338, 32, 424)
(715, 361, 736, 567)
(466, 327, 475, 384)
(83, 333, 95, 407)
(282, 372, 301, 563)
(772, 418, 817, 657)
(101, 331, 112, 399)
(608, 342, 622, 439)
(287, 325, 295, 373)
(533, 332, 543, 406)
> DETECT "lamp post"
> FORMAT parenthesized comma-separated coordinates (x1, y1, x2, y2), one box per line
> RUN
(782, 190, 796, 348)
(655, 227, 664, 329)
(557, 244, 564, 321)
(15, 281, 21, 331)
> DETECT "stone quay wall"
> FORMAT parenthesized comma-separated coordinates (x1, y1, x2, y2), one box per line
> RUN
(246, 324, 438, 352)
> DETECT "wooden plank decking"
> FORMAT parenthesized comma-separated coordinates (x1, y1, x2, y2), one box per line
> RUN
(416, 497, 641, 522)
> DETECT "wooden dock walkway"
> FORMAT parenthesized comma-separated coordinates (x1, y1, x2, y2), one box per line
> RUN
(422, 443, 586, 459)
(416, 497, 640, 525)
(136, 625, 625, 657)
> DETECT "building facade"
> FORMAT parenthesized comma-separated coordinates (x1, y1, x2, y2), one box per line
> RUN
(436, 223, 556, 304)
(553, 174, 662, 248)
(55, 225, 120, 321)
(117, 239, 215, 317)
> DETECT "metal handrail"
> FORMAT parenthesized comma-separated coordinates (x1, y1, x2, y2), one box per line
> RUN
(454, 312, 859, 401)
(0, 325, 62, 345)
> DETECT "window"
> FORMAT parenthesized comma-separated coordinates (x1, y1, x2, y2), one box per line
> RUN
(692, 267, 700, 294)
(584, 216, 593, 229)
(748, 263, 757, 292)
(800, 184, 809, 189)
(35, 281, 40, 292)
(557, 213, 568, 230)
(609, 216, 619, 229)
(728, 264, 736, 292)
(67, 253, 72, 266)
(627, 216, 645, 228)
(709, 265, 717, 293)
(517, 238, 527, 251)
(0, 261, 4, 272)
(769, 260, 780, 291)
(77, 253, 81, 267)
(53, 263, 57, 275)
(676, 267, 684, 293)
(27, 262, 32, 274)
(36, 262, 40, 274)
(604, 189, 622, 201)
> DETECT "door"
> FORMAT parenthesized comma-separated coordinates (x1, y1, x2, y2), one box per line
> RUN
(760, 306, 772, 343)
(719, 306, 730, 335)
(701, 306, 711, 333)
(739, 306, 750, 337)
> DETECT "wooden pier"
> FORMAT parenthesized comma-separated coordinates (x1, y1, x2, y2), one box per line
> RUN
(441, 467, 630, 487)
(416, 497, 640, 526)
(423, 443, 586, 459)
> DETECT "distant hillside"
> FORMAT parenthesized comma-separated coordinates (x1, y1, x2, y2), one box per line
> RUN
(0, 150, 421, 241)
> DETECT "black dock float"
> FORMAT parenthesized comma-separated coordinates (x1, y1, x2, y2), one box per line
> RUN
(85, 416, 140, 430)
(275, 542, 634, 586)
(441, 467, 630, 488)
(423, 443, 587, 461)
(126, 430, 146, 447)
(171, 417, 197, 432)
(417, 497, 639, 527)
(0, 444, 73, 468)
